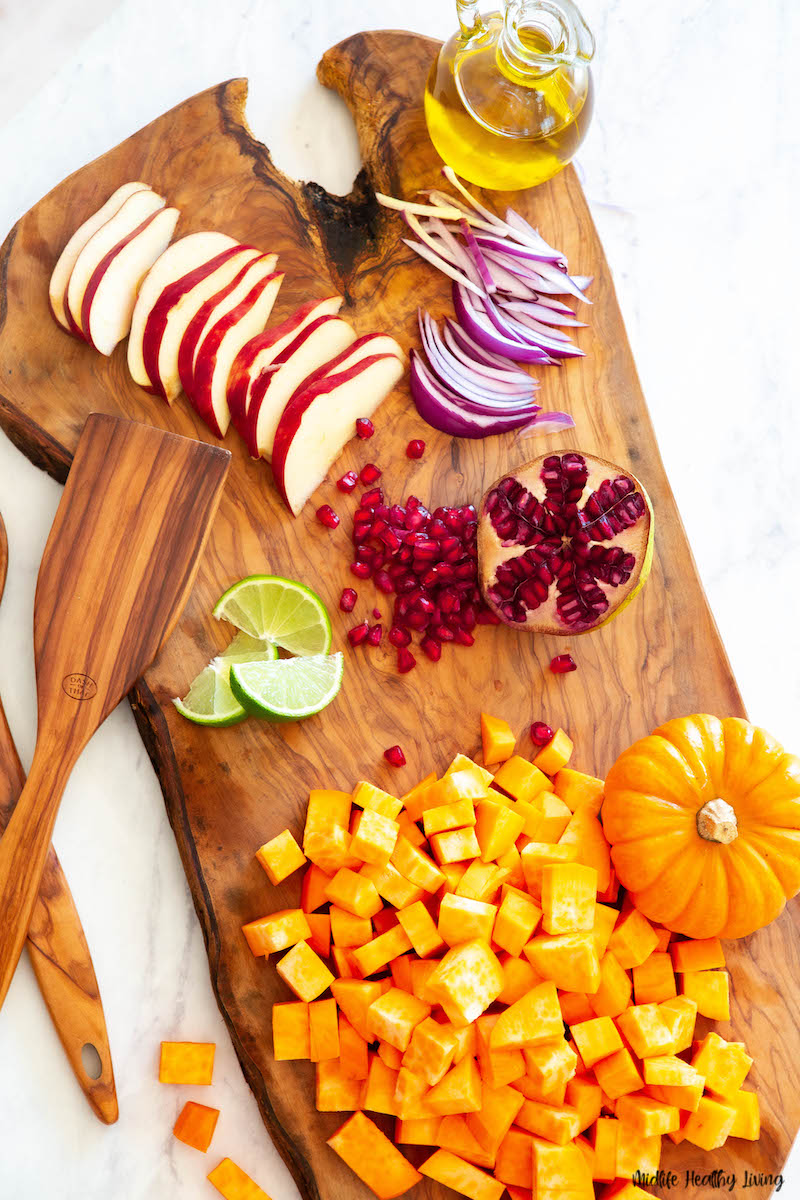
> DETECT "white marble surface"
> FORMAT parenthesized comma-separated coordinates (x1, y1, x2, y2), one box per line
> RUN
(0, 0, 797, 1196)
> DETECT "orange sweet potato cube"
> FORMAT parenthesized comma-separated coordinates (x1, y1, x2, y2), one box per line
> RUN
(309, 998, 340, 1062)
(391, 835, 445, 892)
(328, 1111, 422, 1199)
(398, 900, 446, 959)
(588, 951, 632, 1018)
(331, 978, 389, 1038)
(475, 800, 526, 862)
(303, 826, 359, 876)
(566, 1075, 602, 1132)
(571, 1016, 623, 1068)
(557, 807, 611, 893)
(652, 925, 672, 951)
(607, 907, 659, 969)
(498, 954, 542, 1005)
(494, 1130, 533, 1189)
(396, 809, 426, 848)
(481, 713, 516, 765)
(272, 1001, 310, 1060)
(306, 913, 331, 959)
(633, 951, 677, 1004)
(684, 1095, 737, 1150)
(531, 1135, 592, 1195)
(173, 1101, 220, 1153)
(352, 780, 403, 820)
(430, 826, 482, 865)
(681, 969, 731, 1020)
(524, 792, 572, 843)
(277, 941, 335, 1002)
(643, 1053, 703, 1087)
(495, 844, 526, 888)
(524, 932, 600, 994)
(256, 909, 312, 954)
(431, 769, 491, 807)
(394, 1065, 430, 1118)
(401, 773, 438, 822)
(423, 799, 476, 837)
(592, 903, 619, 961)
(350, 809, 399, 866)
(658, 995, 697, 1054)
(410, 959, 441, 1005)
(553, 768, 604, 814)
(515, 1097, 581, 1144)
(255, 829, 306, 885)
(159, 1042, 215, 1085)
(352, 925, 412, 978)
(330, 905, 372, 948)
(241, 918, 272, 958)
(427, 1055, 483, 1116)
(338, 1013, 369, 1080)
(615, 1003, 675, 1059)
(476, 1014, 526, 1089)
(332, 946, 361, 978)
(494, 890, 542, 957)
(541, 863, 597, 935)
(494, 756, 551, 804)
(615, 1124, 661, 1180)
(490, 980, 564, 1051)
(421, 1149, 505, 1200)
(395, 1116, 443, 1145)
(325, 867, 383, 919)
(207, 1158, 270, 1200)
(367, 987, 431, 1052)
(301, 863, 333, 913)
(440, 862, 469, 895)
(670, 936, 725, 973)
(593, 1048, 643, 1099)
(466, 1083, 525, 1154)
(457, 861, 508, 903)
(532, 728, 573, 775)
(617, 1093, 679, 1136)
(364, 1054, 400, 1114)
(378, 1040, 404, 1071)
(305, 789, 352, 836)
(316, 1059, 365, 1112)
(446, 754, 495, 787)
(728, 1089, 760, 1140)
(439, 893, 497, 947)
(591, 1116, 618, 1182)
(403, 1017, 458, 1086)
(360, 861, 424, 909)
(520, 842, 578, 899)
(426, 940, 504, 1026)
(437, 1114, 495, 1169)
(691, 1032, 753, 1098)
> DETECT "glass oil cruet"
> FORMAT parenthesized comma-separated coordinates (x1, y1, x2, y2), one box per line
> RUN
(424, 0, 595, 190)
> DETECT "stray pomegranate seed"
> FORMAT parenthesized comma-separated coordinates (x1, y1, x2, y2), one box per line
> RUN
(397, 646, 417, 673)
(550, 653, 578, 674)
(367, 623, 383, 646)
(350, 561, 372, 579)
(347, 621, 369, 647)
(360, 487, 383, 508)
(421, 635, 442, 662)
(356, 418, 374, 439)
(339, 588, 358, 613)
(360, 463, 382, 485)
(406, 439, 426, 459)
(337, 470, 358, 493)
(384, 744, 406, 768)
(530, 721, 554, 745)
(388, 626, 412, 648)
(372, 608, 382, 619)
(316, 504, 340, 529)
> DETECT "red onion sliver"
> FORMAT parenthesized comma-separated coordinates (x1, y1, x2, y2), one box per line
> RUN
(459, 219, 497, 293)
(454, 284, 555, 364)
(499, 298, 587, 328)
(442, 321, 539, 389)
(409, 351, 539, 438)
(401, 238, 485, 297)
(420, 313, 537, 408)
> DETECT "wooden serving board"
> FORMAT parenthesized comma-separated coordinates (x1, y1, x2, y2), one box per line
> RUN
(0, 30, 796, 1200)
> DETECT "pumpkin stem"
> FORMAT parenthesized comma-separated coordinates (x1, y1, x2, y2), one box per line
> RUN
(697, 798, 738, 845)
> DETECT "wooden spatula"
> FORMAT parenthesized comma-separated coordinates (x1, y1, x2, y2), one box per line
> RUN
(0, 413, 229, 1012)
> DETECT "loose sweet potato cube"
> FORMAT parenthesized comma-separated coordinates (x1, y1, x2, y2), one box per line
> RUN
(338, 1013, 369, 1080)
(457, 861, 508, 903)
(440, 1114, 496, 1168)
(272, 1002, 310, 1060)
(395, 1065, 430, 1118)
(421, 1149, 504, 1200)
(328, 1111, 422, 1199)
(524, 792, 572, 843)
(684, 1094, 737, 1150)
(571, 1016, 623, 1068)
(541, 863, 597, 935)
(398, 900, 446, 959)
(588, 952, 632, 1018)
(330, 906, 372, 948)
(646, 1081, 704, 1112)
(395, 1116, 443, 1145)
(316, 1058, 364, 1112)
(615, 1004, 675, 1059)
(681, 969, 730, 1020)
(516, 1097, 580, 1144)
(426, 940, 503, 1026)
(241, 919, 272, 958)
(309, 998, 340, 1062)
(481, 713, 516, 765)
(423, 799, 477, 837)
(207, 1158, 270, 1200)
(615, 1123, 661, 1179)
(390, 955, 414, 992)
(524, 932, 600, 994)
(379, 1041, 404, 1070)
(364, 1053, 400, 1114)
(432, 769, 491, 807)
(493, 756, 550, 804)
(304, 826, 359, 876)
(440, 862, 469, 894)
(592, 904, 619, 960)
(532, 728, 573, 775)
(332, 947, 361, 978)
(367, 987, 431, 1052)
(403, 1016, 458, 1086)
(446, 753, 495, 787)
(306, 913, 331, 959)
(617, 1093, 680, 1135)
(352, 780, 403, 820)
(643, 1054, 703, 1087)
(353, 925, 413, 978)
(498, 954, 542, 1006)
(633, 951, 677, 1005)
(466, 1083, 525, 1155)
(301, 863, 333, 913)
(553, 768, 604, 814)
(439, 894, 497, 947)
(331, 978, 389, 1039)
(476, 1014, 526, 1088)
(658, 995, 697, 1054)
(325, 867, 383, 919)
(691, 1031, 753, 1098)
(520, 842, 578, 899)
(401, 773, 438, 822)
(305, 789, 352, 837)
(159, 1042, 215, 1085)
(496, 844, 526, 889)
(427, 1054, 482, 1115)
(360, 861, 424, 910)
(350, 809, 400, 866)
(494, 891, 542, 957)
(593, 1048, 643, 1099)
(670, 936, 725, 973)
(490, 979, 564, 1052)
(430, 826, 482, 865)
(391, 835, 445, 892)
(255, 909, 312, 954)
(494, 1130, 533, 1189)
(559, 990, 594, 1024)
(728, 1089, 760, 1140)
(410, 959, 440, 1004)
(173, 1100, 219, 1154)
(475, 800, 526, 863)
(566, 1076, 603, 1131)
(396, 810, 426, 848)
(557, 807, 611, 893)
(256, 829, 306, 885)
(607, 908, 658, 969)
(451, 1023, 478, 1064)
(277, 941, 335, 1002)
(591, 1116, 618, 1181)
(531, 1135, 592, 1196)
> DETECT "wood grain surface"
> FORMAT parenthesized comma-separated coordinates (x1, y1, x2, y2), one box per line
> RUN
(0, 29, 795, 1200)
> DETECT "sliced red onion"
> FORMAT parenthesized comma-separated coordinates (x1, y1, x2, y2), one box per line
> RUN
(499, 298, 587, 328)
(476, 252, 540, 299)
(441, 167, 567, 261)
(401, 238, 484, 297)
(571, 275, 594, 292)
(470, 288, 583, 360)
(375, 192, 463, 220)
(474, 234, 564, 267)
(410, 351, 538, 438)
(515, 410, 576, 438)
(404, 211, 485, 291)
(419, 313, 536, 408)
(442, 321, 539, 389)
(454, 285, 557, 364)
(526, 258, 592, 304)
(459, 220, 496, 293)
(503, 209, 566, 264)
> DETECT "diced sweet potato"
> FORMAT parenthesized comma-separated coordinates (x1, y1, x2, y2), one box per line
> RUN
(254, 909, 312, 954)
(524, 792, 572, 843)
(325, 867, 383, 919)
(658, 995, 697, 1054)
(332, 947, 360, 979)
(680, 969, 731, 1020)
(353, 925, 413, 977)
(683, 1095, 737, 1150)
(395, 1065, 430, 1118)
(476, 1014, 526, 1089)
(301, 863, 333, 913)
(615, 1123, 661, 1179)
(306, 913, 331, 959)
(566, 1076, 603, 1132)
(427, 1055, 482, 1116)
(360, 862, 424, 909)
(391, 835, 446, 892)
(426, 940, 504, 1026)
(553, 768, 604, 814)
(352, 781, 403, 820)
(481, 713, 516, 765)
(633, 951, 677, 1004)
(330, 905, 372, 948)
(607, 908, 658, 970)
(272, 1002, 310, 1060)
(207, 1158, 270, 1200)
(305, 789, 352, 836)
(395, 1116, 443, 1145)
(339, 1013, 369, 1080)
(439, 893, 497, 946)
(475, 800, 526, 862)
(670, 936, 725, 973)
(588, 951, 632, 1018)
(559, 990, 594, 1024)
(397, 809, 427, 848)
(466, 1083, 525, 1154)
(441, 862, 470, 893)
(423, 799, 477, 837)
(531, 1134, 593, 1196)
(490, 980, 563, 1051)
(277, 941, 334, 1002)
(438, 1115, 495, 1170)
(397, 901, 446, 958)
(541, 863, 597, 935)
(524, 932, 600, 994)
(303, 825, 359, 875)
(173, 1101, 220, 1153)
(494, 890, 542, 957)
(350, 809, 400, 866)
(558, 808, 611, 894)
(571, 1016, 623, 1068)
(256, 829, 306, 885)
(316, 1059, 365, 1112)
(520, 842, 578, 899)
(457, 861, 508, 903)
(494, 1128, 533, 1187)
(691, 1031, 752, 1098)
(591, 1116, 618, 1182)
(531, 728, 573, 775)
(431, 770, 491, 807)
(592, 1048, 644, 1099)
(379, 1041, 404, 1070)
(615, 1004, 675, 1059)
(327, 1111, 422, 1199)
(646, 1080, 705, 1112)
(309, 998, 340, 1062)
(522, 1038, 578, 1094)
(410, 959, 440, 1004)
(493, 756, 550, 804)
(367, 987, 431, 1052)
(430, 826, 482, 865)
(498, 955, 542, 1006)
(403, 1017, 458, 1086)
(617, 1093, 680, 1135)
(159, 1042, 215, 1085)
(364, 1054, 400, 1114)
(420, 1149, 505, 1200)
(401, 773, 438, 822)
(446, 754, 495, 787)
(642, 1054, 703, 1087)
(241, 918, 272, 958)
(516, 1096, 580, 1145)
(496, 844, 526, 888)
(728, 1089, 760, 1140)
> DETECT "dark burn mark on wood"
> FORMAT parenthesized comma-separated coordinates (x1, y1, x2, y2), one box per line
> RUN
(301, 170, 379, 302)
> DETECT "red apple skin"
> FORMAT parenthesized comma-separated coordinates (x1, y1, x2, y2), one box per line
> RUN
(271, 353, 398, 513)
(141, 244, 257, 398)
(79, 209, 164, 350)
(227, 295, 343, 436)
(177, 254, 271, 399)
(189, 271, 284, 437)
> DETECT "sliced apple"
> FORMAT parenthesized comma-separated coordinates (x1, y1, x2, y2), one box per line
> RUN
(65, 189, 166, 337)
(188, 270, 284, 437)
(272, 350, 405, 515)
(177, 253, 278, 400)
(244, 316, 357, 460)
(127, 231, 241, 392)
(227, 295, 344, 437)
(81, 207, 180, 355)
(50, 181, 151, 330)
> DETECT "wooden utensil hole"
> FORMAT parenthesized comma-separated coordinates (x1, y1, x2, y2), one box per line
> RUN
(81, 1042, 103, 1080)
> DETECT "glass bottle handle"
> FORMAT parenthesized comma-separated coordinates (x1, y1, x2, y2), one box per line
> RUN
(456, 0, 484, 37)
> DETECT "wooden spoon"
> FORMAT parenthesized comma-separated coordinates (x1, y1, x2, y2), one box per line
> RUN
(0, 512, 119, 1121)
(0, 413, 229, 1012)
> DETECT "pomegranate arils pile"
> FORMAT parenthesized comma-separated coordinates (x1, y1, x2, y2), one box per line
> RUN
(347, 486, 493, 671)
(486, 452, 646, 631)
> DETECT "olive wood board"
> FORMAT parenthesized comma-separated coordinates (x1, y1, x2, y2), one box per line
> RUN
(0, 29, 795, 1200)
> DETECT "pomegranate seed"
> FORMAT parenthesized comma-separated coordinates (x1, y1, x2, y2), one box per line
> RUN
(406, 439, 426, 459)
(367, 623, 383, 646)
(350, 561, 372, 579)
(356, 418, 374, 439)
(372, 608, 382, 619)
(388, 626, 412, 648)
(453, 629, 475, 646)
(347, 621, 369, 646)
(531, 721, 554, 745)
(336, 470, 358, 493)
(316, 504, 340, 529)
(384, 744, 406, 767)
(339, 588, 357, 613)
(360, 488, 383, 508)
(550, 653, 578, 674)
(360, 463, 382, 485)
(374, 570, 394, 594)
(421, 635, 442, 662)
(397, 647, 417, 673)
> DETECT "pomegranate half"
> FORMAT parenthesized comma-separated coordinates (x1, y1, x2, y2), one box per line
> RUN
(478, 450, 653, 634)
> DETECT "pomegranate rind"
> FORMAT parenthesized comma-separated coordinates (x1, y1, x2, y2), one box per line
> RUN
(477, 451, 654, 635)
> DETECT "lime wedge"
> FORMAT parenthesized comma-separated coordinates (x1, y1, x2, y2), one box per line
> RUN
(173, 631, 277, 726)
(230, 652, 344, 721)
(213, 575, 332, 657)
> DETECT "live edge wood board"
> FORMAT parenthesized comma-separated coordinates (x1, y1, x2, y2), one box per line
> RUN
(0, 30, 795, 1200)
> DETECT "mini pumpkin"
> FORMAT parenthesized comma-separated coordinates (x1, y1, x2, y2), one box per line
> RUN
(602, 715, 800, 939)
